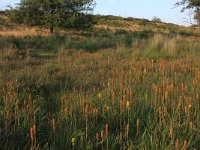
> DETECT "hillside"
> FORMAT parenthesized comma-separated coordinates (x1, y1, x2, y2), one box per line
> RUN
(0, 13, 200, 37)
(95, 15, 200, 35)
(0, 12, 200, 150)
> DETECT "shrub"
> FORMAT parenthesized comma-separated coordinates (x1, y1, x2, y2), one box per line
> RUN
(152, 16, 162, 23)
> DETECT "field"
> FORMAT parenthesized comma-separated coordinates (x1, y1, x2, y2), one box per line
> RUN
(0, 15, 200, 149)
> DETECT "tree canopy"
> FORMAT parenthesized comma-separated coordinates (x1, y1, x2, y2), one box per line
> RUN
(176, 0, 200, 10)
(176, 0, 200, 25)
(8, 0, 95, 33)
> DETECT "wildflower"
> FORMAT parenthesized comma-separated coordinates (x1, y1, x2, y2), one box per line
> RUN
(145, 93, 148, 101)
(111, 90, 115, 105)
(126, 123, 130, 137)
(136, 119, 139, 136)
(169, 127, 173, 140)
(189, 122, 193, 129)
(126, 101, 130, 109)
(184, 140, 187, 150)
(108, 82, 110, 88)
(136, 119, 139, 128)
(52, 118, 56, 133)
(96, 132, 99, 141)
(93, 108, 98, 114)
(175, 139, 179, 150)
(98, 93, 101, 98)
(85, 104, 89, 119)
(101, 130, 104, 139)
(120, 100, 123, 113)
(165, 91, 168, 99)
(71, 137, 75, 146)
(119, 131, 123, 144)
(143, 68, 147, 75)
(105, 124, 109, 139)
(106, 106, 110, 111)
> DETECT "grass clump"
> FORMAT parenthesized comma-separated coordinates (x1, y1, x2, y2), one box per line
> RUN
(134, 34, 200, 59)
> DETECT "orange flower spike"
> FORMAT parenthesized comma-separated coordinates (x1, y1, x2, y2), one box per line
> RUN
(105, 124, 109, 139)
(120, 100, 123, 114)
(126, 123, 130, 137)
(119, 131, 123, 144)
(101, 130, 104, 140)
(184, 140, 187, 150)
(111, 90, 115, 105)
(96, 132, 99, 141)
(169, 127, 173, 140)
(175, 139, 179, 150)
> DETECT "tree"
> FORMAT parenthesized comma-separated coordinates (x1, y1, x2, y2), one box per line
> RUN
(176, 0, 200, 25)
(152, 16, 162, 23)
(194, 10, 200, 25)
(8, 0, 95, 33)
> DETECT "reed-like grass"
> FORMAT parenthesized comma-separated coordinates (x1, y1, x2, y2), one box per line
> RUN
(0, 33, 200, 150)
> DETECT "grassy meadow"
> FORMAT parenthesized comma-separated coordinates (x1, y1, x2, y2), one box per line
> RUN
(0, 15, 200, 149)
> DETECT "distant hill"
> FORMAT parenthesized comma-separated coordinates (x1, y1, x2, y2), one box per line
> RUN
(94, 15, 200, 36)
(0, 11, 199, 37)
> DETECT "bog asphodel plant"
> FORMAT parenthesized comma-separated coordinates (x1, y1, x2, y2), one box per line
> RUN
(111, 90, 115, 105)
(71, 137, 75, 146)
(105, 124, 109, 149)
(85, 104, 89, 141)
(126, 123, 130, 139)
(126, 100, 130, 109)
(189, 122, 193, 129)
(120, 100, 123, 114)
(184, 140, 187, 150)
(169, 127, 173, 141)
(105, 124, 109, 139)
(51, 118, 56, 143)
(101, 130, 104, 149)
(175, 139, 179, 150)
(136, 119, 139, 136)
(30, 122, 36, 148)
(96, 132, 99, 143)
(52, 118, 56, 133)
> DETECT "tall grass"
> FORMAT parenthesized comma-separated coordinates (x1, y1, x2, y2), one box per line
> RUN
(135, 34, 200, 59)
(0, 35, 200, 149)
(0, 32, 200, 149)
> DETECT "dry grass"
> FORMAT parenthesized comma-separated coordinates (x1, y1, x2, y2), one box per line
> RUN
(0, 27, 51, 37)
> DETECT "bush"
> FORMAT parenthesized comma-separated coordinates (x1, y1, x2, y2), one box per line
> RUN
(65, 37, 116, 52)
(138, 19, 150, 26)
(115, 29, 128, 35)
(152, 16, 162, 23)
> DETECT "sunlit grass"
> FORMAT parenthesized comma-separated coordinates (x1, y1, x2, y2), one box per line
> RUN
(0, 31, 200, 149)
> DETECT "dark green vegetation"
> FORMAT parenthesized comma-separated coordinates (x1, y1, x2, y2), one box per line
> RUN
(0, 14, 200, 150)
(8, 0, 95, 33)
(176, 0, 200, 25)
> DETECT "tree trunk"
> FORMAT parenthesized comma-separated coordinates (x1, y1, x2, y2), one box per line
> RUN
(50, 27, 54, 34)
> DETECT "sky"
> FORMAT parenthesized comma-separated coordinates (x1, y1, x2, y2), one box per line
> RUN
(0, 0, 195, 26)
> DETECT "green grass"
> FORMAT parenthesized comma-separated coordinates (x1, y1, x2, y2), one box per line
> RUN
(0, 32, 200, 149)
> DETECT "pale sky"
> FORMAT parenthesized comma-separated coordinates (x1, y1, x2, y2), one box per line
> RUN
(0, 0, 195, 26)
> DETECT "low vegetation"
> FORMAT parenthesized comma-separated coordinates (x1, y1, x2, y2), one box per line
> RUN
(0, 13, 200, 149)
